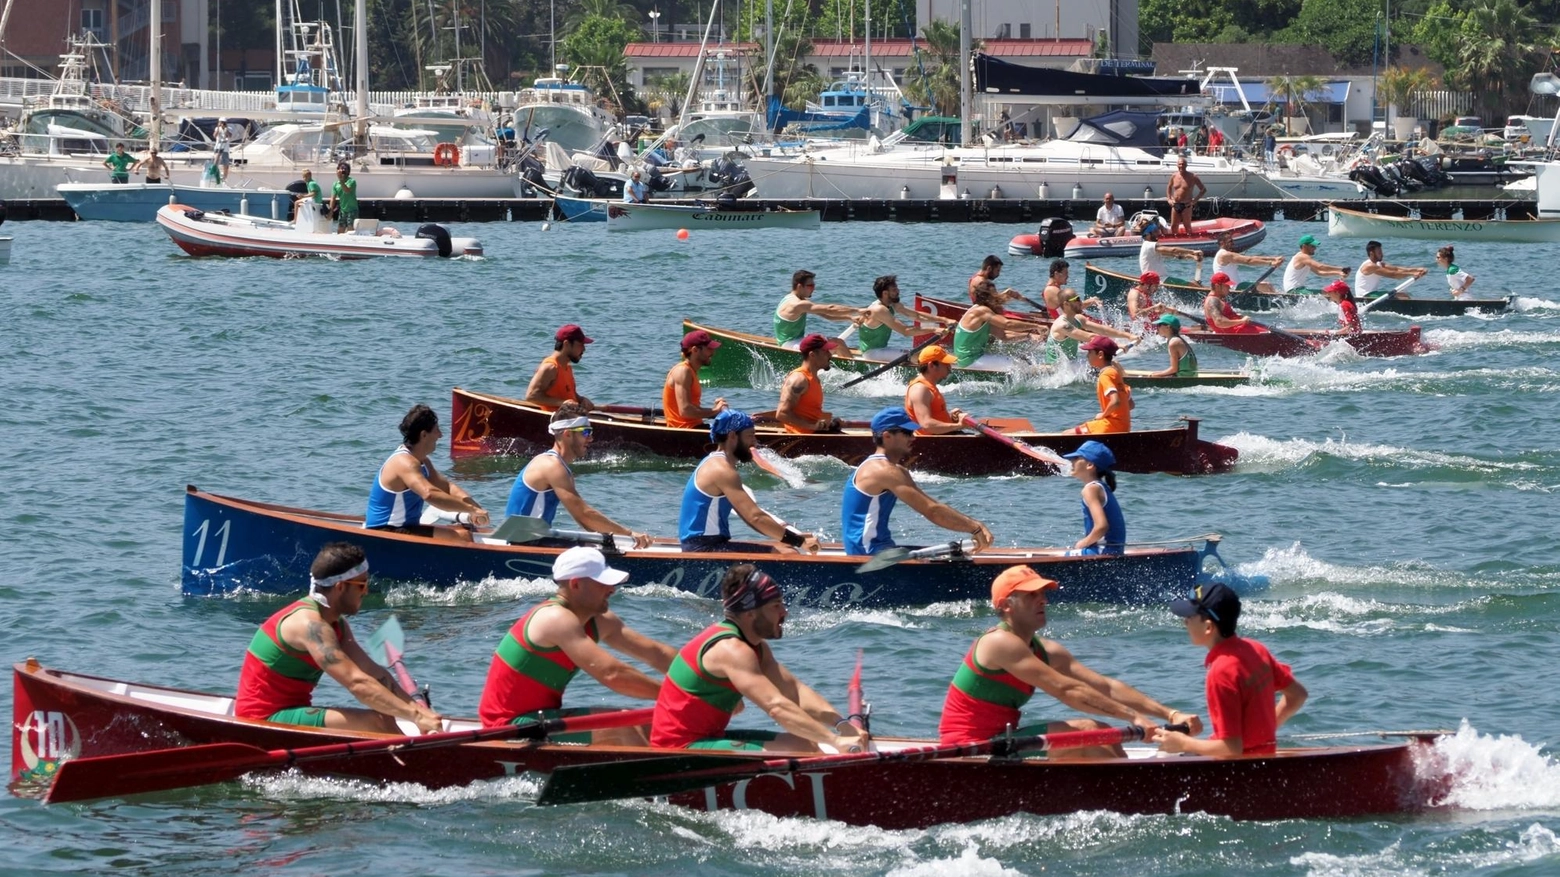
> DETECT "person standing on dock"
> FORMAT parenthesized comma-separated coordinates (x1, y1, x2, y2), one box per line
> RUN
(1202, 273, 1265, 334)
(857, 275, 954, 356)
(678, 410, 821, 554)
(774, 270, 865, 347)
(103, 143, 133, 184)
(504, 403, 654, 548)
(664, 329, 728, 428)
(1071, 336, 1134, 434)
(1354, 240, 1427, 300)
(1213, 230, 1283, 294)
(328, 161, 359, 232)
(1138, 218, 1204, 284)
(775, 334, 843, 434)
(1283, 234, 1347, 293)
(1165, 156, 1206, 236)
(525, 324, 596, 412)
(904, 345, 970, 435)
(213, 117, 233, 182)
(365, 404, 489, 541)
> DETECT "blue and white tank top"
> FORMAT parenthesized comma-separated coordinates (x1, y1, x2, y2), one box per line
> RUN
(1080, 479, 1126, 554)
(364, 447, 428, 528)
(505, 450, 571, 522)
(841, 454, 898, 555)
(679, 453, 733, 541)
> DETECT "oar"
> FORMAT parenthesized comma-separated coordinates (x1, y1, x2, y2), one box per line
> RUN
(45, 707, 656, 804)
(840, 328, 952, 389)
(1281, 728, 1454, 741)
(1236, 259, 1282, 292)
(845, 650, 868, 733)
(535, 721, 1187, 807)
(966, 419, 1067, 468)
(364, 616, 430, 708)
(1168, 306, 1212, 330)
(1243, 317, 1324, 351)
(493, 515, 636, 552)
(856, 539, 975, 573)
(1358, 276, 1419, 316)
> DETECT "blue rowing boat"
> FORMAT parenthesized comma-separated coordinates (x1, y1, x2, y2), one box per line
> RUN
(181, 487, 1257, 606)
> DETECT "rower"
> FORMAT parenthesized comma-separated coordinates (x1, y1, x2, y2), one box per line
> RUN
(857, 274, 954, 358)
(1048, 292, 1137, 363)
(938, 565, 1194, 756)
(1154, 582, 1307, 756)
(969, 255, 1022, 305)
(504, 403, 654, 547)
(1283, 234, 1347, 293)
(650, 564, 868, 752)
(1202, 272, 1263, 334)
(1126, 271, 1171, 328)
(477, 546, 674, 743)
(525, 324, 596, 412)
(904, 344, 969, 435)
(1436, 246, 1476, 298)
(774, 269, 865, 347)
(679, 409, 821, 554)
(1354, 240, 1427, 301)
(664, 329, 728, 429)
(1138, 217, 1202, 284)
(365, 404, 488, 542)
(1212, 230, 1283, 294)
(1072, 336, 1133, 435)
(775, 334, 842, 434)
(1040, 259, 1101, 317)
(234, 542, 444, 733)
(1063, 441, 1125, 555)
(954, 285, 1048, 368)
(840, 407, 993, 556)
(1148, 314, 1198, 378)
(1320, 279, 1362, 335)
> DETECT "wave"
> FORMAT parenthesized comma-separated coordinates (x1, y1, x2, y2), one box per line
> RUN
(1217, 432, 1551, 475)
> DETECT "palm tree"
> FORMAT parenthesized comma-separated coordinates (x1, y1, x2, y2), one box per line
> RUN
(1377, 66, 1437, 122)
(1264, 74, 1329, 135)
(645, 71, 691, 118)
(902, 19, 979, 117)
(1451, 0, 1544, 122)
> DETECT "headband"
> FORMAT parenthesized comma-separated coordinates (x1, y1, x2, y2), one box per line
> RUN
(548, 416, 591, 435)
(309, 559, 369, 599)
(724, 568, 783, 614)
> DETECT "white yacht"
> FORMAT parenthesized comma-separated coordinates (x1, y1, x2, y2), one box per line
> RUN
(511, 76, 615, 154)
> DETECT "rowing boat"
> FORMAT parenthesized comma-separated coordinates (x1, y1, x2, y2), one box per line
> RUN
(179, 486, 1231, 603)
(605, 201, 820, 231)
(449, 387, 1239, 476)
(12, 660, 1447, 825)
(1328, 203, 1560, 243)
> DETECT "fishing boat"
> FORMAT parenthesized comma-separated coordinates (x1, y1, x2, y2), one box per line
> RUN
(155, 204, 482, 259)
(1327, 204, 1560, 243)
(58, 182, 298, 223)
(605, 202, 820, 232)
(178, 486, 1233, 603)
(682, 321, 1255, 390)
(552, 194, 609, 222)
(1011, 216, 1266, 261)
(450, 388, 1239, 476)
(13, 660, 1447, 824)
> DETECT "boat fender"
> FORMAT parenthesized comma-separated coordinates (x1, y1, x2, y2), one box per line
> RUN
(415, 223, 454, 258)
(433, 142, 461, 167)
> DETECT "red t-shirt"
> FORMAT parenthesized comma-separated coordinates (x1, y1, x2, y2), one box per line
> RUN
(1203, 636, 1294, 756)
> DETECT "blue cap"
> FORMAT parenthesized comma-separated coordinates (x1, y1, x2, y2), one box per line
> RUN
(870, 407, 920, 435)
(1062, 440, 1115, 471)
(710, 409, 755, 442)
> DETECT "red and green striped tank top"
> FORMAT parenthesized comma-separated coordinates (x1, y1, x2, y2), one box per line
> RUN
(650, 620, 749, 748)
(235, 597, 343, 720)
(478, 596, 601, 727)
(937, 625, 1049, 744)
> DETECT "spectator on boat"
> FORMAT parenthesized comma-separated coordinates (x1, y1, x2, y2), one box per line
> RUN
(954, 285, 1049, 368)
(365, 404, 488, 542)
(1176, 129, 1189, 154)
(1355, 240, 1428, 301)
(678, 410, 821, 554)
(504, 403, 654, 547)
(650, 563, 866, 752)
(1090, 192, 1126, 237)
(1049, 291, 1137, 364)
(664, 330, 728, 429)
(774, 269, 866, 347)
(623, 170, 649, 203)
(1138, 217, 1203, 284)
(904, 345, 970, 435)
(328, 161, 358, 232)
(776, 334, 843, 434)
(477, 546, 673, 742)
(1213, 230, 1283, 295)
(939, 565, 1195, 754)
(234, 542, 445, 733)
(293, 168, 325, 229)
(1282, 234, 1347, 293)
(1127, 271, 1171, 327)
(841, 407, 993, 556)
(1436, 246, 1476, 298)
(132, 146, 170, 183)
(857, 274, 954, 356)
(1072, 336, 1134, 434)
(1203, 273, 1265, 334)
(1063, 441, 1125, 555)
(1154, 582, 1308, 756)
(213, 117, 232, 182)
(1207, 126, 1225, 157)
(1165, 156, 1206, 237)
(103, 143, 133, 184)
(1263, 129, 1278, 169)
(1148, 314, 1198, 378)
(525, 324, 596, 412)
(1321, 280, 1362, 335)
(970, 255, 1022, 306)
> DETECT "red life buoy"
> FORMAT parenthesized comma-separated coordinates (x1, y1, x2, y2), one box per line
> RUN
(1276, 145, 1295, 158)
(433, 142, 461, 167)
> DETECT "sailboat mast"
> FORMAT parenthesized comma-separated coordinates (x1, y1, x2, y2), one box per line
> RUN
(762, 0, 772, 102)
(959, 0, 970, 145)
(678, 1, 722, 131)
(276, 0, 284, 94)
(355, 0, 369, 139)
(149, 0, 162, 146)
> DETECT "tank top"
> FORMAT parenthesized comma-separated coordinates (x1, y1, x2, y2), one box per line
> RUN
(1213, 250, 1240, 285)
(1446, 264, 1473, 294)
(650, 620, 749, 748)
(1139, 241, 1167, 278)
(1046, 314, 1084, 363)
(1080, 479, 1127, 554)
(938, 626, 1049, 744)
(841, 454, 898, 555)
(235, 598, 343, 719)
(662, 361, 704, 429)
(1094, 366, 1132, 432)
(783, 367, 825, 434)
(904, 375, 951, 435)
(774, 301, 807, 344)
(1338, 298, 1361, 334)
(504, 450, 570, 521)
(678, 453, 733, 541)
(857, 319, 893, 351)
(953, 320, 991, 367)
(364, 447, 428, 528)
(539, 351, 577, 412)
(1354, 259, 1382, 294)
(1171, 338, 1199, 377)
(1283, 253, 1315, 293)
(1130, 286, 1158, 327)
(477, 596, 601, 726)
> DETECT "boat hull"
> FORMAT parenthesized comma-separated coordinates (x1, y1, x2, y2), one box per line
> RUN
(1187, 326, 1427, 357)
(1328, 205, 1560, 243)
(606, 202, 821, 231)
(155, 204, 483, 259)
(179, 486, 1217, 604)
(1043, 218, 1266, 260)
(0, 235, 10, 265)
(553, 195, 608, 222)
(59, 182, 297, 222)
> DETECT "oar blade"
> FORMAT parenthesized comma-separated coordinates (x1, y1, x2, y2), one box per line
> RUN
(536, 753, 745, 806)
(364, 615, 406, 666)
(856, 547, 911, 573)
(490, 515, 555, 544)
(45, 742, 276, 804)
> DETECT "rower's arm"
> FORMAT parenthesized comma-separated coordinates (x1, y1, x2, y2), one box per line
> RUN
(1151, 341, 1183, 378)
(906, 387, 967, 435)
(1160, 246, 1204, 262)
(803, 301, 865, 323)
(550, 613, 663, 700)
(989, 635, 1149, 726)
(599, 613, 676, 673)
(1275, 679, 1308, 727)
(894, 300, 953, 327)
(989, 313, 1047, 341)
(1080, 317, 1138, 342)
(1075, 482, 1110, 549)
(392, 457, 486, 518)
(298, 616, 438, 724)
(552, 467, 641, 540)
(885, 476, 992, 549)
(1048, 641, 1183, 728)
(773, 372, 816, 431)
(523, 360, 570, 409)
(337, 627, 416, 703)
(711, 640, 853, 748)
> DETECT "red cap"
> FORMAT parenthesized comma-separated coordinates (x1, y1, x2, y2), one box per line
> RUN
(1080, 335, 1118, 354)
(1139, 271, 1160, 284)
(681, 329, 721, 351)
(1209, 271, 1232, 286)
(1324, 280, 1351, 294)
(799, 333, 840, 353)
(555, 324, 594, 344)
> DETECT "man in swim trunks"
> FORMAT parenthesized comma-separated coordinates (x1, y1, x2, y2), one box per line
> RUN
(1165, 156, 1206, 237)
(365, 403, 489, 540)
(679, 410, 821, 554)
(132, 146, 171, 183)
(505, 403, 654, 547)
(235, 542, 445, 732)
(650, 564, 869, 751)
(525, 323, 596, 412)
(663, 329, 728, 428)
(775, 333, 843, 434)
(774, 269, 865, 346)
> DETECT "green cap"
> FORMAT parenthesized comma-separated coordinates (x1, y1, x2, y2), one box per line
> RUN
(1153, 314, 1181, 330)
(1298, 234, 1320, 247)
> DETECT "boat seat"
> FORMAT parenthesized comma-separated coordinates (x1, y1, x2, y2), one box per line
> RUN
(353, 218, 380, 235)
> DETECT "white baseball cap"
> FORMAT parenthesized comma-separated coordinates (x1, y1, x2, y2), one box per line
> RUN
(552, 546, 629, 586)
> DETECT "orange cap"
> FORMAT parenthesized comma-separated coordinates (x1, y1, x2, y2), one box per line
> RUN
(991, 565, 1059, 608)
(917, 344, 958, 365)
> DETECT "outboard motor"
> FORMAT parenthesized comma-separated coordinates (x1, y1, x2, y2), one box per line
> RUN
(518, 154, 546, 195)
(1398, 158, 1433, 186)
(1348, 165, 1397, 197)
(1415, 155, 1453, 187)
(562, 165, 611, 197)
(1036, 217, 1074, 257)
(709, 154, 754, 198)
(645, 164, 673, 192)
(415, 223, 454, 258)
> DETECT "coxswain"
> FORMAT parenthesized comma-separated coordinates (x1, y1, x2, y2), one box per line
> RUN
(1354, 240, 1427, 302)
(969, 255, 1022, 306)
(1063, 441, 1126, 555)
(477, 546, 674, 742)
(1436, 246, 1476, 298)
(664, 329, 728, 429)
(1047, 292, 1137, 364)
(650, 564, 868, 752)
(679, 410, 821, 554)
(1212, 230, 1283, 294)
(1320, 279, 1362, 335)
(365, 404, 488, 541)
(938, 565, 1195, 756)
(840, 407, 993, 556)
(1126, 271, 1171, 327)
(1148, 314, 1198, 378)
(774, 269, 865, 347)
(857, 274, 954, 357)
(525, 323, 596, 412)
(775, 333, 842, 434)
(954, 285, 1048, 368)
(1072, 336, 1133, 434)
(1138, 216, 1203, 283)
(1040, 259, 1101, 318)
(903, 345, 969, 435)
(234, 542, 444, 732)
(1282, 234, 1347, 293)
(1202, 272, 1264, 334)
(504, 403, 653, 547)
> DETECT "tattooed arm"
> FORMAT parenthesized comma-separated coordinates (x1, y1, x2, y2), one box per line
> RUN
(298, 616, 436, 722)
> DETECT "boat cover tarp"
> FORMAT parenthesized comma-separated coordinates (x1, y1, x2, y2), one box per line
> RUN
(1063, 110, 1164, 152)
(973, 55, 1201, 99)
(766, 96, 870, 134)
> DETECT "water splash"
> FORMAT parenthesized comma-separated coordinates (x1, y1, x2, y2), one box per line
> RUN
(1216, 432, 1547, 475)
(1427, 721, 1560, 812)
(1422, 327, 1560, 352)
(245, 770, 540, 803)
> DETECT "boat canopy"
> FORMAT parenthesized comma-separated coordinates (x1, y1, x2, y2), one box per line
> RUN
(1062, 110, 1164, 152)
(974, 55, 1203, 106)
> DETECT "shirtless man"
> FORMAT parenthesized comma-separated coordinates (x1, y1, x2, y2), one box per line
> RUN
(365, 404, 489, 541)
(1283, 234, 1348, 293)
(1165, 156, 1206, 237)
(774, 270, 866, 347)
(1212, 230, 1284, 295)
(969, 255, 1021, 306)
(132, 146, 172, 183)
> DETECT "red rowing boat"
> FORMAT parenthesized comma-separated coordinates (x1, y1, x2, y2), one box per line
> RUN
(12, 661, 1448, 825)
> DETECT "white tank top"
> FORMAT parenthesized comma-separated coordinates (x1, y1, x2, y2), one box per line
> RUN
(1139, 241, 1167, 278)
(1283, 253, 1314, 293)
(1354, 259, 1382, 294)
(1213, 249, 1240, 286)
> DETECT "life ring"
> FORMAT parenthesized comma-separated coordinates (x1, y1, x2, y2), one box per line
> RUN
(433, 142, 461, 167)
(1276, 145, 1296, 158)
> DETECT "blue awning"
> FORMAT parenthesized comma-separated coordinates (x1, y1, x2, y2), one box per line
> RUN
(1208, 81, 1351, 106)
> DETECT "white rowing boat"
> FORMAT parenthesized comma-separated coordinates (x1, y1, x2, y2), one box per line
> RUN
(605, 201, 820, 232)
(1327, 204, 1560, 243)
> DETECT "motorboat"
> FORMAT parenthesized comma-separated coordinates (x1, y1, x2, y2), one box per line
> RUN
(155, 203, 482, 259)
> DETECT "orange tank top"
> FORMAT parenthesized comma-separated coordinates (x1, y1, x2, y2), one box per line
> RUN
(905, 375, 950, 435)
(783, 367, 825, 434)
(1095, 365, 1132, 432)
(540, 351, 577, 411)
(663, 361, 703, 429)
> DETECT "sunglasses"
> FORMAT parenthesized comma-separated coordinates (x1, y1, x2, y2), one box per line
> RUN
(568, 426, 593, 438)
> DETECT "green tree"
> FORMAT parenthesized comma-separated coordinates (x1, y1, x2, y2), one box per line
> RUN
(745, 33, 822, 109)
(1276, 0, 1380, 67)
(559, 14, 641, 112)
(1377, 65, 1438, 118)
(1265, 73, 1330, 133)
(1138, 0, 1235, 54)
(1451, 0, 1549, 120)
(645, 71, 691, 118)
(1405, 0, 1467, 71)
(563, 0, 643, 32)
(901, 19, 979, 117)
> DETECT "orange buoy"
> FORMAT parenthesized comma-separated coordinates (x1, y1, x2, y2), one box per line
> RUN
(433, 142, 461, 167)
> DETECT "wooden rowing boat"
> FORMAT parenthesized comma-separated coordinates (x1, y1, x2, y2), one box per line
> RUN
(1328, 203, 1560, 243)
(12, 660, 1447, 825)
(449, 387, 1239, 476)
(179, 486, 1229, 603)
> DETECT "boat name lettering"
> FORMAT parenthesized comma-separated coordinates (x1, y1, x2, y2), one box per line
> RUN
(703, 769, 831, 820)
(16, 710, 81, 778)
(688, 213, 764, 222)
(1093, 275, 1107, 294)
(503, 557, 560, 577)
(189, 517, 231, 568)
(1408, 221, 1484, 232)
